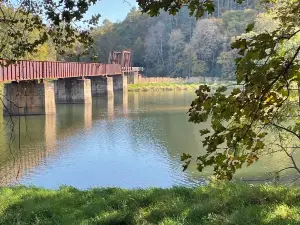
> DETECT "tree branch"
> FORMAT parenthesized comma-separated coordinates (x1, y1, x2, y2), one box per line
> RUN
(271, 123, 300, 139)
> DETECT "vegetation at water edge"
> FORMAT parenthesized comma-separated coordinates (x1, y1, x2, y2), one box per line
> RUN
(128, 82, 235, 92)
(0, 183, 300, 225)
(128, 82, 200, 92)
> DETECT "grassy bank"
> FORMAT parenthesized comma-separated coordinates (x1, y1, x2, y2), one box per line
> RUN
(127, 82, 235, 92)
(0, 183, 300, 224)
(128, 82, 200, 92)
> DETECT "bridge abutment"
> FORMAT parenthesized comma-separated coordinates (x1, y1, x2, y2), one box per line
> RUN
(3, 81, 56, 116)
(55, 78, 92, 104)
(90, 77, 114, 96)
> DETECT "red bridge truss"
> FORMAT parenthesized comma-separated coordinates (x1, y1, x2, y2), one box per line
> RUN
(108, 50, 132, 73)
(0, 50, 133, 82)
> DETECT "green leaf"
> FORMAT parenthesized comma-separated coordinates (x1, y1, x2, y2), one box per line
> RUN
(200, 129, 211, 135)
(216, 86, 227, 93)
(181, 153, 192, 161)
(246, 23, 255, 33)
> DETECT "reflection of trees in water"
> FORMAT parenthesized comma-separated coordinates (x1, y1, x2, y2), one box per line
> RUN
(127, 92, 300, 183)
(126, 92, 207, 183)
(137, 112, 209, 179)
(234, 134, 300, 183)
(125, 110, 206, 185)
(128, 91, 194, 109)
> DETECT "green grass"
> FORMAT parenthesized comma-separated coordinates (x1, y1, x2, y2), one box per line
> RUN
(128, 82, 200, 92)
(0, 183, 300, 224)
(128, 82, 234, 92)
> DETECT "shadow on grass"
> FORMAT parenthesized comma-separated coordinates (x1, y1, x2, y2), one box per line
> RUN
(1, 183, 300, 225)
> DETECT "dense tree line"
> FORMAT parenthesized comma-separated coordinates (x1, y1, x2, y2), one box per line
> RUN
(60, 0, 260, 78)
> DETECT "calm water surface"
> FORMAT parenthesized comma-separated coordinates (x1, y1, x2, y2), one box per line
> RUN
(0, 91, 298, 189)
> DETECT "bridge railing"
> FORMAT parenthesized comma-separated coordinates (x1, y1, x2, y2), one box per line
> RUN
(0, 60, 125, 82)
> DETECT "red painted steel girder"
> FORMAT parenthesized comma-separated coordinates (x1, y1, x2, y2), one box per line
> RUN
(0, 60, 130, 82)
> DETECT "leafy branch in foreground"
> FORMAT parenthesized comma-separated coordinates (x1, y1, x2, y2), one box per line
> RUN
(182, 0, 300, 180)
(0, 0, 100, 64)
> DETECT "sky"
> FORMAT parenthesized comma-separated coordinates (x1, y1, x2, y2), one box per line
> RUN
(87, 0, 138, 24)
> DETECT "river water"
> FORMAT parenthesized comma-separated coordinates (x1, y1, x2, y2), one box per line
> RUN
(0, 91, 298, 189)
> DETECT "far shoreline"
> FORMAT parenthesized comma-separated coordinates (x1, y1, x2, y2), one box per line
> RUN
(128, 81, 233, 92)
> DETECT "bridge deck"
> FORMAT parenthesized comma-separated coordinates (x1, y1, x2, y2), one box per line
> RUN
(0, 60, 132, 82)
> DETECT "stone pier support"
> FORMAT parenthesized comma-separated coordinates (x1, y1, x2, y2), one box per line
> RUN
(3, 81, 56, 116)
(128, 71, 138, 84)
(90, 76, 114, 96)
(55, 78, 92, 104)
(112, 75, 127, 91)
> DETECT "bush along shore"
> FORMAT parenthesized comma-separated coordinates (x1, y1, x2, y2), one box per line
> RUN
(0, 183, 300, 224)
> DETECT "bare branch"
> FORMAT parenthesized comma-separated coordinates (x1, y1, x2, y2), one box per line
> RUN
(271, 123, 300, 139)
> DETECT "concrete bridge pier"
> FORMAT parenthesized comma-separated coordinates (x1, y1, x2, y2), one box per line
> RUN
(90, 76, 114, 96)
(55, 78, 92, 104)
(128, 71, 138, 84)
(112, 75, 128, 91)
(3, 81, 56, 116)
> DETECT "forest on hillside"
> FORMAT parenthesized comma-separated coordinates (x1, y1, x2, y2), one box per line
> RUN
(58, 0, 267, 79)
(0, 0, 271, 79)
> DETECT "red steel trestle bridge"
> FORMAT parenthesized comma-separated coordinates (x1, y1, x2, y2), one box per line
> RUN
(0, 51, 133, 82)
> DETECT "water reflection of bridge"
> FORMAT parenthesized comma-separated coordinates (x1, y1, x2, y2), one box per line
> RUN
(0, 92, 128, 186)
(0, 114, 56, 185)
